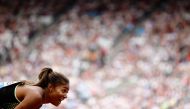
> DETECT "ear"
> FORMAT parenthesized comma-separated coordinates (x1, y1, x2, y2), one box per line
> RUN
(48, 83, 54, 92)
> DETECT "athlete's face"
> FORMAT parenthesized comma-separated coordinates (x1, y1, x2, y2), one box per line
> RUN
(49, 84, 69, 106)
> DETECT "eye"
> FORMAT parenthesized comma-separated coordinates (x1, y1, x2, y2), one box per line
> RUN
(62, 89, 68, 93)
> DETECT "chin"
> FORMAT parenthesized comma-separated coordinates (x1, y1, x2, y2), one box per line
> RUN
(52, 101, 61, 106)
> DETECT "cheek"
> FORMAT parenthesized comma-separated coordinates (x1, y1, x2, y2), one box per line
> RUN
(53, 90, 65, 97)
(50, 90, 60, 98)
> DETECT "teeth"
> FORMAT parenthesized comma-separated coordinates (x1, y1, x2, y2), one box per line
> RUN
(58, 100, 61, 104)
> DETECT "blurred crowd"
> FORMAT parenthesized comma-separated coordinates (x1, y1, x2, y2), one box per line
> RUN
(0, 0, 190, 109)
(0, 0, 73, 65)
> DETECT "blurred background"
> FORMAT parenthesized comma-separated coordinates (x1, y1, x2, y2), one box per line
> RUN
(0, 0, 190, 109)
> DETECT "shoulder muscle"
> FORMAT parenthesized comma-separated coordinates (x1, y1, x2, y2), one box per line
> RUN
(15, 86, 43, 109)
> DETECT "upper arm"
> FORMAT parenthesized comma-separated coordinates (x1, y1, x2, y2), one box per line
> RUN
(15, 92, 42, 109)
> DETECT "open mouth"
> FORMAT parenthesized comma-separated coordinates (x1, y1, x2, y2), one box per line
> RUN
(58, 99, 62, 103)
(56, 97, 66, 105)
(58, 98, 64, 103)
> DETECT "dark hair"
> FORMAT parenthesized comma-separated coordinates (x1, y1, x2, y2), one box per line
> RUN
(35, 67, 69, 89)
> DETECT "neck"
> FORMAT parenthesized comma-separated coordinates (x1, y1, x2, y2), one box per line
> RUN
(42, 88, 51, 104)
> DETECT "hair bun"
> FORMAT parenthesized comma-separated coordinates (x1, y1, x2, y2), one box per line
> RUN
(43, 67, 53, 73)
(38, 67, 53, 80)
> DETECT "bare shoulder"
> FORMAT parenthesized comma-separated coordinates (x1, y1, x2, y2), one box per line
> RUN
(16, 85, 43, 102)
(15, 85, 44, 109)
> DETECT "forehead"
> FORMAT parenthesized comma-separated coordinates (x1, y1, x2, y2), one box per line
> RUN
(56, 84, 69, 90)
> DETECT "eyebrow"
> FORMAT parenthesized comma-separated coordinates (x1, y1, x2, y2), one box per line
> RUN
(62, 87, 69, 91)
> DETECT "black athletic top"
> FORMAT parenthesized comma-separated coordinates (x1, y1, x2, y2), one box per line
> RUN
(0, 82, 24, 109)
